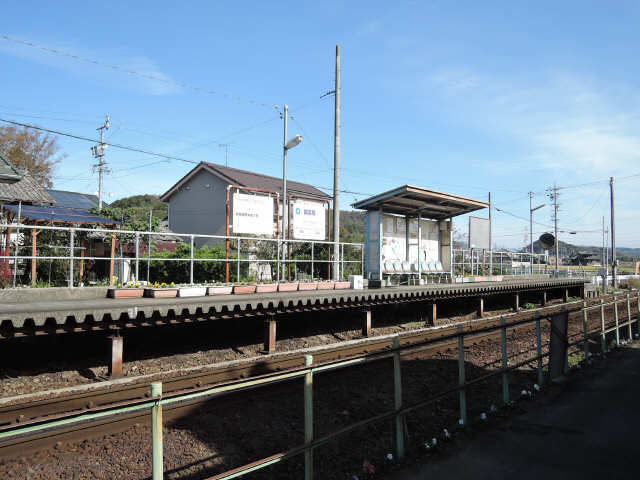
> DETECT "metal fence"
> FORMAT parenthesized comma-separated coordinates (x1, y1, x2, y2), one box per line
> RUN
(452, 249, 549, 277)
(0, 223, 364, 287)
(1, 293, 637, 479)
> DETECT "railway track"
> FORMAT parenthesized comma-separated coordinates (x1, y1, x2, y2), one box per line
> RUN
(0, 293, 635, 458)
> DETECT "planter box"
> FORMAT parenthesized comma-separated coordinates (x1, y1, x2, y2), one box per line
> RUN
(234, 284, 257, 294)
(334, 281, 351, 290)
(256, 283, 278, 293)
(178, 286, 207, 297)
(108, 288, 144, 299)
(317, 280, 336, 290)
(144, 288, 178, 298)
(298, 282, 318, 291)
(278, 282, 299, 292)
(208, 285, 233, 295)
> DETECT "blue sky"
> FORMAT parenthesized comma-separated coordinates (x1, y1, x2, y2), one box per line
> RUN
(1, 1, 639, 249)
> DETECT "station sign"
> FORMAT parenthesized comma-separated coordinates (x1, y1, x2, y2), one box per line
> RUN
(291, 199, 326, 240)
(232, 192, 274, 236)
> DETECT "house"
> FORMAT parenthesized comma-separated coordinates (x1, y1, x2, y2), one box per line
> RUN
(0, 153, 25, 184)
(160, 162, 332, 247)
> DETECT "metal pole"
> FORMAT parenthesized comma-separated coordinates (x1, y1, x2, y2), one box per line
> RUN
(189, 235, 194, 284)
(614, 295, 620, 346)
(282, 104, 288, 282)
(626, 293, 632, 340)
(600, 298, 606, 353)
(237, 239, 241, 282)
(304, 355, 313, 480)
(536, 317, 543, 386)
(392, 336, 404, 458)
(529, 191, 534, 274)
(582, 301, 589, 362)
(602, 216, 606, 293)
(610, 177, 617, 288)
(488, 192, 492, 274)
(147, 209, 152, 282)
(332, 45, 341, 281)
(151, 382, 163, 480)
(135, 232, 139, 282)
(457, 326, 467, 425)
(501, 317, 509, 404)
(69, 228, 75, 288)
(553, 183, 559, 274)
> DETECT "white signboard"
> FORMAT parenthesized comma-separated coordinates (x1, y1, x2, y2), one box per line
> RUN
(232, 192, 274, 236)
(292, 199, 325, 240)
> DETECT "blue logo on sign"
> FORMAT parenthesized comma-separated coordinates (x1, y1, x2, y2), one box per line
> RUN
(295, 208, 301, 215)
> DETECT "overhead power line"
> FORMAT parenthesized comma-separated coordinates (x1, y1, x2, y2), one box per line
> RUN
(1, 34, 278, 109)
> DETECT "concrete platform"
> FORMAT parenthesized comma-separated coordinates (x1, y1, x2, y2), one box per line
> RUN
(0, 278, 586, 332)
(389, 343, 640, 480)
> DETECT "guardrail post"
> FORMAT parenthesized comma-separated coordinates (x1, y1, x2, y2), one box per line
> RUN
(582, 301, 589, 363)
(135, 232, 140, 282)
(626, 293, 632, 340)
(304, 355, 313, 480)
(69, 228, 75, 288)
(600, 298, 606, 353)
(392, 336, 404, 459)
(189, 235, 194, 284)
(549, 310, 569, 382)
(362, 309, 372, 337)
(614, 295, 620, 346)
(457, 326, 467, 425)
(500, 317, 509, 404)
(311, 242, 314, 279)
(151, 382, 163, 480)
(237, 239, 241, 282)
(536, 316, 543, 386)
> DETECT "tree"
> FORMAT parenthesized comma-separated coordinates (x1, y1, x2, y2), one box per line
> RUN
(0, 125, 67, 187)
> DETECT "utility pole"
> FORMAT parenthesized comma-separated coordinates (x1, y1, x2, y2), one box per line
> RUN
(602, 216, 607, 293)
(610, 177, 617, 288)
(488, 192, 492, 273)
(546, 184, 560, 274)
(91, 115, 110, 212)
(218, 143, 230, 167)
(332, 45, 341, 280)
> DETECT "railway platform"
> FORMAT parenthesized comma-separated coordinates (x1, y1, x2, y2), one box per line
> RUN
(389, 342, 640, 480)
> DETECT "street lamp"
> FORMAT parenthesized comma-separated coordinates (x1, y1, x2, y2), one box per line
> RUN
(281, 104, 303, 280)
(529, 192, 545, 273)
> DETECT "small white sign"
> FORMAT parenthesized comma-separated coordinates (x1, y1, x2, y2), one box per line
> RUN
(292, 199, 326, 240)
(232, 192, 274, 236)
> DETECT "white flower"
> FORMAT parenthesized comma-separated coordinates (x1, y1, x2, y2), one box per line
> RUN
(386, 453, 393, 461)
(480, 412, 487, 420)
(432, 437, 438, 446)
(533, 384, 540, 391)
(443, 428, 451, 438)
(458, 418, 464, 425)
(521, 389, 528, 396)
(353, 476, 360, 480)
(424, 442, 431, 450)
(527, 390, 532, 396)
(490, 404, 497, 412)
(576, 364, 581, 369)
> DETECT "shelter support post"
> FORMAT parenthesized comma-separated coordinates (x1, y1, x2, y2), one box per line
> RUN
(30, 229, 39, 286)
(79, 240, 85, 284)
(263, 316, 277, 353)
(108, 333, 123, 378)
(514, 293, 520, 311)
(109, 233, 116, 286)
(549, 310, 569, 383)
(362, 309, 372, 337)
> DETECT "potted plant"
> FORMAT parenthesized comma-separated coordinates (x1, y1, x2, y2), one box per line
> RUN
(316, 279, 336, 290)
(256, 280, 278, 293)
(334, 279, 351, 289)
(178, 284, 208, 297)
(233, 283, 257, 294)
(277, 280, 299, 292)
(108, 281, 144, 299)
(144, 281, 178, 298)
(207, 282, 233, 295)
(298, 279, 318, 291)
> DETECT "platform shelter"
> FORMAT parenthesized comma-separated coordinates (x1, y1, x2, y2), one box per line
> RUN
(352, 185, 488, 282)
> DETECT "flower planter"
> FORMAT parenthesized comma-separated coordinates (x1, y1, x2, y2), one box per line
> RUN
(208, 285, 233, 295)
(316, 280, 336, 290)
(144, 288, 178, 298)
(256, 283, 278, 293)
(108, 288, 144, 299)
(298, 282, 318, 291)
(178, 286, 207, 297)
(234, 284, 257, 294)
(334, 281, 351, 290)
(277, 282, 299, 292)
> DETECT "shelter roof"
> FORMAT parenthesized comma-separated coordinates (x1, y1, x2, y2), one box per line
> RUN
(352, 185, 488, 220)
(160, 161, 331, 202)
(0, 154, 25, 184)
(0, 171, 54, 205)
(1, 204, 120, 225)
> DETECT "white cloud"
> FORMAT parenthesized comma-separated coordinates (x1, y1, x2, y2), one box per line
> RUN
(0, 34, 180, 96)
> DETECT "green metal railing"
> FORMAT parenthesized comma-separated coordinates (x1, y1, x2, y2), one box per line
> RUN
(1, 292, 638, 479)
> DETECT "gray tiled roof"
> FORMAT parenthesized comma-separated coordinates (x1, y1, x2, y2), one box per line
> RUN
(0, 153, 24, 183)
(0, 171, 54, 205)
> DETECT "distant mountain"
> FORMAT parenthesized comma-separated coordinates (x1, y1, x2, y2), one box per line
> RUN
(110, 194, 168, 223)
(530, 239, 639, 261)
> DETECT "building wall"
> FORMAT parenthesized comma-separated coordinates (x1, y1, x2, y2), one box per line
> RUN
(167, 170, 229, 248)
